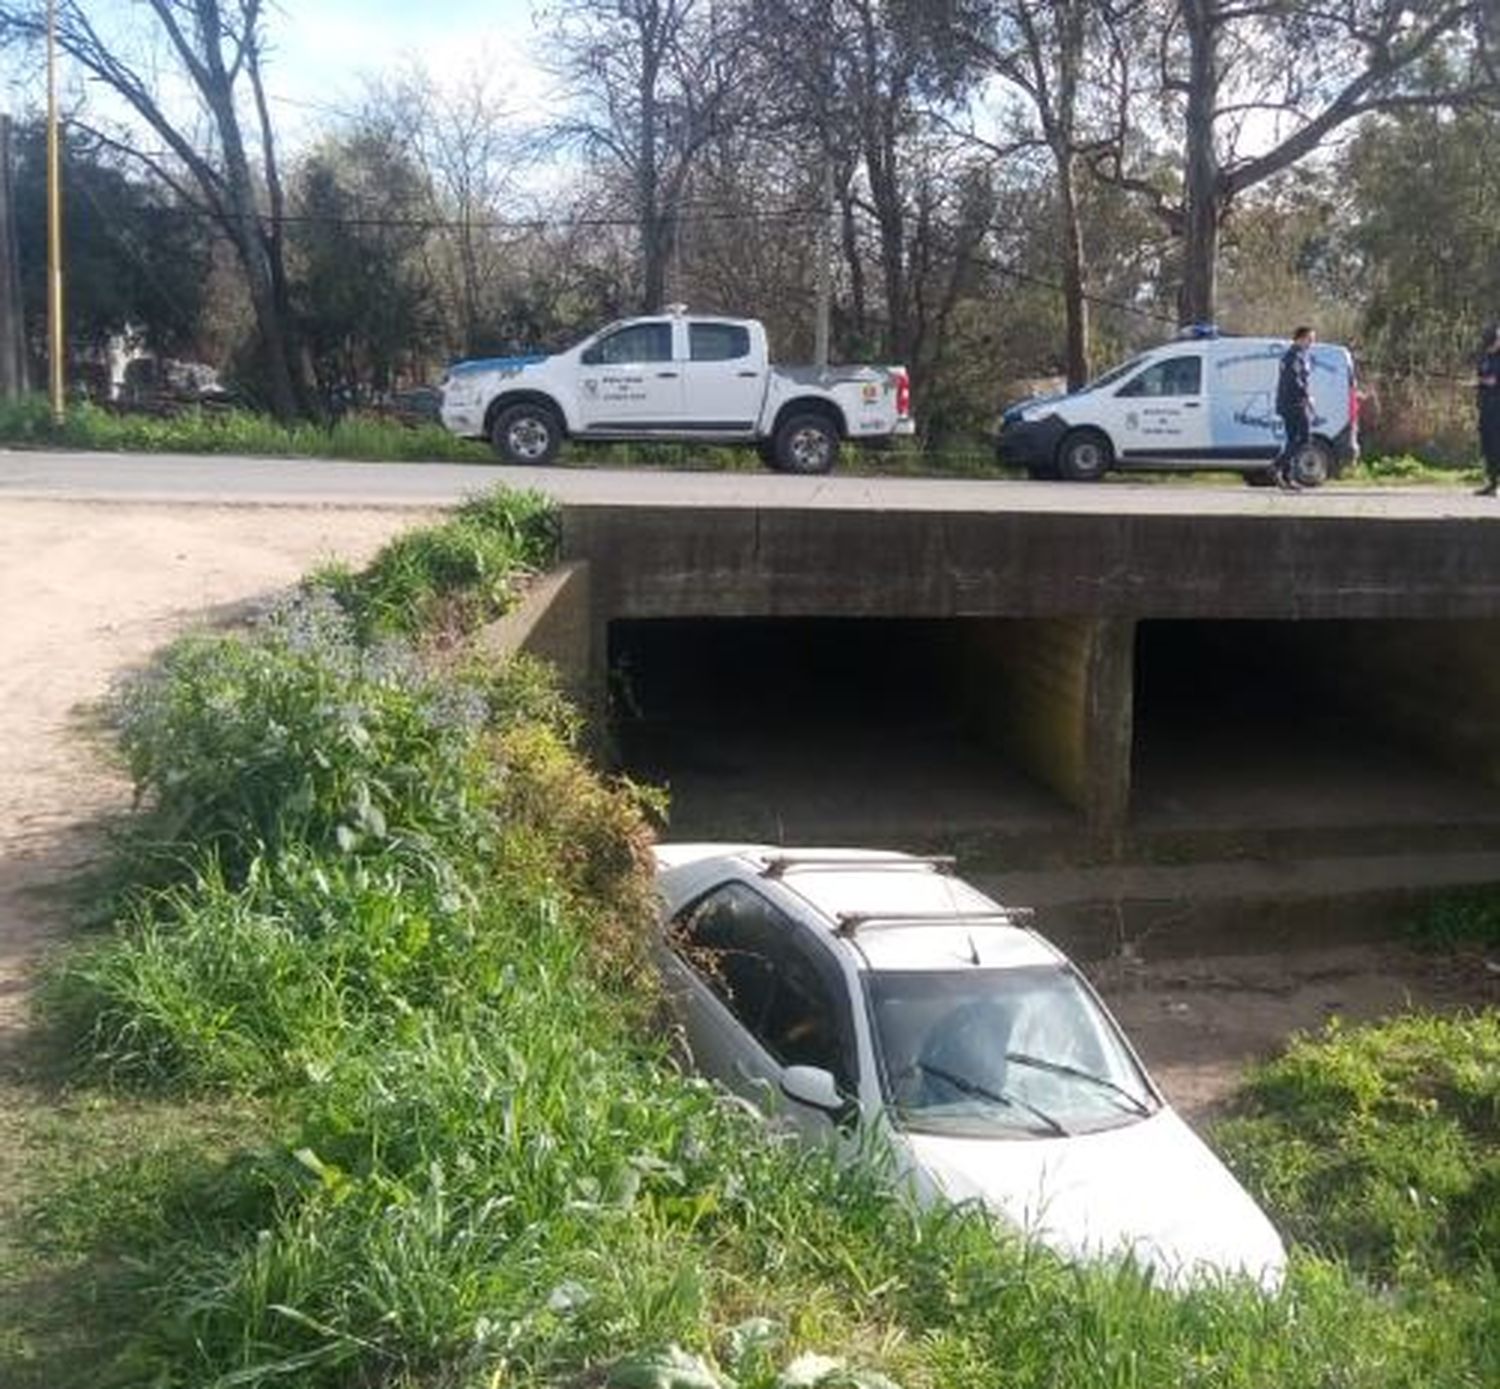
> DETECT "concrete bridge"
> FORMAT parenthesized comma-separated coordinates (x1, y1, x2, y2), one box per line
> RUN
(496, 487, 1500, 947)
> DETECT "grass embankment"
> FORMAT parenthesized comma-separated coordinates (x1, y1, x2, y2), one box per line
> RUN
(2, 489, 1497, 1387)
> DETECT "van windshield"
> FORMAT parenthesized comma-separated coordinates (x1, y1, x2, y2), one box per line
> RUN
(1081, 355, 1147, 392)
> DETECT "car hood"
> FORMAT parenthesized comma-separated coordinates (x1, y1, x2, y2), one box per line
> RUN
(899, 1107, 1285, 1291)
(445, 353, 549, 379)
(1001, 391, 1067, 425)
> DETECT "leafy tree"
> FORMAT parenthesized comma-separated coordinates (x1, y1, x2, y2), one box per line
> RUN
(12, 120, 209, 367)
(1098, 0, 1497, 325)
(1345, 107, 1500, 375)
(289, 127, 443, 399)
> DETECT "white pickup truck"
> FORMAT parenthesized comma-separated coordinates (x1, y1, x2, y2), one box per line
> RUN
(439, 309, 913, 473)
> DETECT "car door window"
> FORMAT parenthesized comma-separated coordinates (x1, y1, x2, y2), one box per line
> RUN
(671, 883, 858, 1091)
(1116, 354, 1202, 398)
(588, 322, 673, 365)
(690, 323, 751, 362)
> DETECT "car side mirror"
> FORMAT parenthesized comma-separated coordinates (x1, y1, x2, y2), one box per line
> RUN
(581, 346, 601, 366)
(780, 1065, 846, 1115)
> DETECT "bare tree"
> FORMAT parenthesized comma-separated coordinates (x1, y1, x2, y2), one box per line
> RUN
(932, 1, 1140, 386)
(544, 0, 750, 312)
(1100, 0, 1497, 325)
(0, 0, 311, 417)
(376, 58, 519, 357)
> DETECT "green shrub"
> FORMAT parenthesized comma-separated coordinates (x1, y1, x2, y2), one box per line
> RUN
(1406, 887, 1500, 950)
(315, 489, 559, 640)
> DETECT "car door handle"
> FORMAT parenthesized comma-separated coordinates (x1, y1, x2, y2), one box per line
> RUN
(737, 370, 760, 378)
(1183, 400, 1202, 408)
(656, 371, 679, 379)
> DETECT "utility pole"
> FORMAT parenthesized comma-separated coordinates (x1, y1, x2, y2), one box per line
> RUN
(0, 115, 28, 399)
(813, 155, 832, 368)
(47, 0, 65, 422)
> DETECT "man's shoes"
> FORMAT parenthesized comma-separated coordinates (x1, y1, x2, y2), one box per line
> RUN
(1275, 471, 1301, 491)
(1476, 481, 1497, 497)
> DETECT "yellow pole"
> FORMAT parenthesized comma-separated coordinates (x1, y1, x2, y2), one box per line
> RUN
(46, 0, 64, 423)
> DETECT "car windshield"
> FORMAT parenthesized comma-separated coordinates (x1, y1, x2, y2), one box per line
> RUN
(1081, 355, 1147, 392)
(866, 965, 1158, 1138)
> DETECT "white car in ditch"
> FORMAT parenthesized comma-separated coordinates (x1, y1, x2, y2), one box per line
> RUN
(653, 844, 1286, 1291)
(439, 308, 913, 473)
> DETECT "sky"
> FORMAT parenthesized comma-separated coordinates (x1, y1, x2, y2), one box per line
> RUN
(4, 0, 555, 148)
(262, 0, 552, 133)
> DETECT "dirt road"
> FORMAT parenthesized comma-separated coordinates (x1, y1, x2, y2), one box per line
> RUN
(0, 499, 434, 1044)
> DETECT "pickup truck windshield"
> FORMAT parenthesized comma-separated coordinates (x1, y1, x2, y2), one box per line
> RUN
(867, 965, 1157, 1137)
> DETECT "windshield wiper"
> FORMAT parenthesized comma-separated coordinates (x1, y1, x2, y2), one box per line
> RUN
(1003, 1052, 1153, 1118)
(913, 1062, 1069, 1137)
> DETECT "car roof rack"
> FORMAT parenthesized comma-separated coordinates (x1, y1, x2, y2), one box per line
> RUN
(833, 908, 1033, 938)
(758, 853, 956, 880)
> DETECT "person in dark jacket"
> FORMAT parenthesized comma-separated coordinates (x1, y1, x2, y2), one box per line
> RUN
(1273, 326, 1316, 490)
(1476, 325, 1500, 497)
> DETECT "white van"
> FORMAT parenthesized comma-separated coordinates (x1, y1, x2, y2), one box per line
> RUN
(996, 330, 1360, 486)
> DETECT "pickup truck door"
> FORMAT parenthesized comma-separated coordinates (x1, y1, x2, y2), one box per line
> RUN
(1103, 351, 1209, 462)
(680, 320, 765, 434)
(576, 320, 684, 431)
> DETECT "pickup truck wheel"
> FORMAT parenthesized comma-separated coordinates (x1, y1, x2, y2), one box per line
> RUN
(1056, 429, 1111, 481)
(775, 413, 839, 474)
(491, 402, 562, 465)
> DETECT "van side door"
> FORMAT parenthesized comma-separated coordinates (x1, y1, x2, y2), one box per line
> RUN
(1106, 352, 1210, 463)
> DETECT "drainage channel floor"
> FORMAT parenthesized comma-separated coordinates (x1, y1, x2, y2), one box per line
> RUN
(1132, 710, 1500, 830)
(618, 717, 1077, 844)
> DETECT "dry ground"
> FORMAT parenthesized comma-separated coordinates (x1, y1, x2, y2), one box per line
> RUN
(0, 495, 1495, 1123)
(0, 499, 435, 1047)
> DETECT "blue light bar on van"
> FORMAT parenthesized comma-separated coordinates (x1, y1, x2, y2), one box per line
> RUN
(1176, 323, 1219, 339)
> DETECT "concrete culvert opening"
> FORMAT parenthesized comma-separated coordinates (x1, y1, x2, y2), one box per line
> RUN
(1131, 619, 1500, 847)
(608, 618, 1082, 852)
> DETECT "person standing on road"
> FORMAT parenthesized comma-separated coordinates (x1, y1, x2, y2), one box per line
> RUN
(1475, 325, 1500, 497)
(1274, 326, 1316, 491)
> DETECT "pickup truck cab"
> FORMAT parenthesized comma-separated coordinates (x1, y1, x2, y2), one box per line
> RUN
(997, 329, 1359, 487)
(440, 308, 913, 473)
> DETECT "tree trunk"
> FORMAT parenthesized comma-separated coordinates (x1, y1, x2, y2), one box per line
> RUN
(1057, 147, 1090, 388)
(1179, 0, 1221, 327)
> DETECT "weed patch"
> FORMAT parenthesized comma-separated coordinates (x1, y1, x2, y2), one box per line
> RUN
(0, 396, 496, 463)
(1215, 1011, 1500, 1283)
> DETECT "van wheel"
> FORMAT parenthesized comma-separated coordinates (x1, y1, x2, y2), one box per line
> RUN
(774, 413, 839, 474)
(491, 402, 562, 465)
(1291, 439, 1334, 489)
(1056, 429, 1111, 482)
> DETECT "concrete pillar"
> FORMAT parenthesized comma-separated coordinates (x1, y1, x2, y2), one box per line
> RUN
(951, 617, 1134, 852)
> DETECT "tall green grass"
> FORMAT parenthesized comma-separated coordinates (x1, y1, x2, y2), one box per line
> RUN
(1215, 1012, 1500, 1284)
(0, 395, 494, 463)
(7, 486, 1497, 1388)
